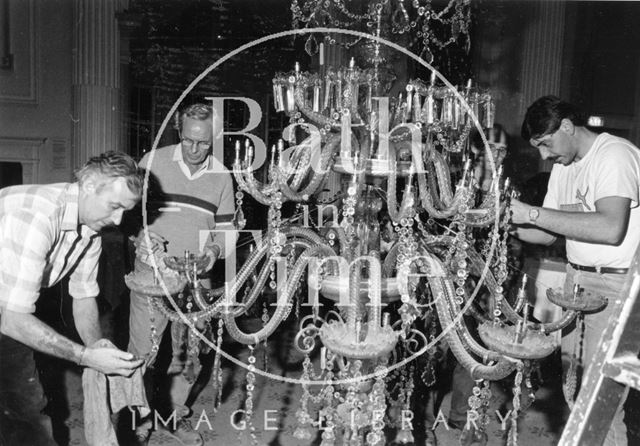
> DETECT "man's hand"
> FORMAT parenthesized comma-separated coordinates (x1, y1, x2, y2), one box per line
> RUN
(0, 311, 144, 375)
(509, 198, 533, 225)
(82, 339, 144, 377)
(202, 245, 221, 272)
(131, 231, 167, 266)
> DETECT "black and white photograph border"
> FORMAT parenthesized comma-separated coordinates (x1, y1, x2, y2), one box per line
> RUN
(1, 1, 639, 446)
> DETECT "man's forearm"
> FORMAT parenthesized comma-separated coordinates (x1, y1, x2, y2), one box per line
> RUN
(0, 310, 84, 364)
(72, 297, 102, 346)
(511, 226, 558, 246)
(534, 205, 626, 245)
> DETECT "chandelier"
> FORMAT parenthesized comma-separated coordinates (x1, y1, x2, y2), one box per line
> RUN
(123, 8, 594, 446)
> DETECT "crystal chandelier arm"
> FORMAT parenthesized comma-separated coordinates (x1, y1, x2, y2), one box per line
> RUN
(235, 227, 334, 315)
(415, 134, 475, 218)
(233, 164, 274, 206)
(326, 226, 350, 261)
(240, 173, 274, 206)
(230, 226, 335, 318)
(433, 279, 518, 380)
(294, 87, 335, 129)
(287, 139, 315, 190)
(382, 242, 400, 277)
(416, 149, 445, 208)
(386, 146, 414, 223)
(366, 250, 382, 330)
(224, 244, 335, 344)
(419, 180, 470, 219)
(421, 249, 518, 380)
(498, 295, 578, 334)
(429, 149, 455, 206)
(345, 259, 362, 333)
(279, 133, 341, 201)
(181, 234, 276, 322)
(438, 276, 505, 363)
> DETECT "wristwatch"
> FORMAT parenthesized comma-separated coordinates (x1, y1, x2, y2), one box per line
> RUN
(528, 207, 540, 224)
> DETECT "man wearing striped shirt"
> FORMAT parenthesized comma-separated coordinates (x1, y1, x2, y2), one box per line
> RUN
(128, 103, 236, 446)
(0, 152, 144, 445)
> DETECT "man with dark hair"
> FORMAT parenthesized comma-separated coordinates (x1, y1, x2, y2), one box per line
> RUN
(128, 103, 235, 446)
(0, 151, 145, 445)
(511, 95, 640, 445)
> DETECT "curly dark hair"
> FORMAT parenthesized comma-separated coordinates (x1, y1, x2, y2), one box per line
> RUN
(521, 95, 587, 141)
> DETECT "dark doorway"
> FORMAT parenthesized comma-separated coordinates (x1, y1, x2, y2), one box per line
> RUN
(0, 162, 22, 189)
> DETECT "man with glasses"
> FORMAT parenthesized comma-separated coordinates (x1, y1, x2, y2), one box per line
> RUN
(510, 95, 640, 446)
(127, 103, 235, 445)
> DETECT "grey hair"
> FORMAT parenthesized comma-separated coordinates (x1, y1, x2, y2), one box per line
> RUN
(75, 151, 143, 196)
(173, 103, 221, 131)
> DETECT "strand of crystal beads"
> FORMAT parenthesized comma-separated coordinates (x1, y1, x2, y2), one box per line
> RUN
(443, 217, 461, 267)
(341, 180, 358, 247)
(319, 351, 337, 446)
(268, 260, 277, 291)
(394, 363, 409, 428)
(393, 363, 416, 444)
(452, 220, 470, 306)
(422, 316, 438, 387)
(404, 363, 415, 413)
(508, 363, 524, 446)
(321, 350, 336, 404)
(366, 357, 388, 446)
(213, 318, 224, 410)
(346, 361, 365, 445)
(415, 214, 432, 242)
(466, 380, 483, 431)
(479, 379, 492, 429)
(480, 227, 495, 259)
(185, 322, 200, 376)
(304, 354, 323, 404)
(294, 260, 302, 321)
(233, 190, 247, 228)
(395, 214, 418, 309)
(563, 313, 583, 409)
(243, 345, 258, 445)
(491, 209, 511, 321)
(383, 365, 401, 406)
(293, 354, 314, 440)
(149, 292, 192, 323)
(146, 295, 160, 354)
(521, 361, 536, 412)
(261, 302, 269, 372)
(268, 191, 285, 266)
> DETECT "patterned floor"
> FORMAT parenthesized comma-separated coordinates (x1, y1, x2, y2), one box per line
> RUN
(36, 314, 638, 446)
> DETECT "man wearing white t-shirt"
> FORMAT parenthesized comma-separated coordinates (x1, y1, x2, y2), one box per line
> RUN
(510, 95, 640, 446)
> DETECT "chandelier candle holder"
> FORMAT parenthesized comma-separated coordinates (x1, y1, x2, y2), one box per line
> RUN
(124, 267, 186, 298)
(546, 285, 608, 312)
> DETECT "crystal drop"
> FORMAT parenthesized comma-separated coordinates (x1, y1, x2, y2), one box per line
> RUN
(422, 48, 434, 64)
(392, 8, 409, 30)
(452, 22, 461, 40)
(304, 35, 319, 56)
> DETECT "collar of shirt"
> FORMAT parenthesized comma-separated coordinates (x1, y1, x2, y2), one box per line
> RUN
(62, 183, 98, 238)
(172, 144, 213, 180)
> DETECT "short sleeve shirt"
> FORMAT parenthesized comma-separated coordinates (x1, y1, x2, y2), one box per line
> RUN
(543, 133, 640, 267)
(0, 183, 101, 313)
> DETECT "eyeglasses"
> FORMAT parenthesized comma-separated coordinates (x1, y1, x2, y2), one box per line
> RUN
(181, 137, 212, 150)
